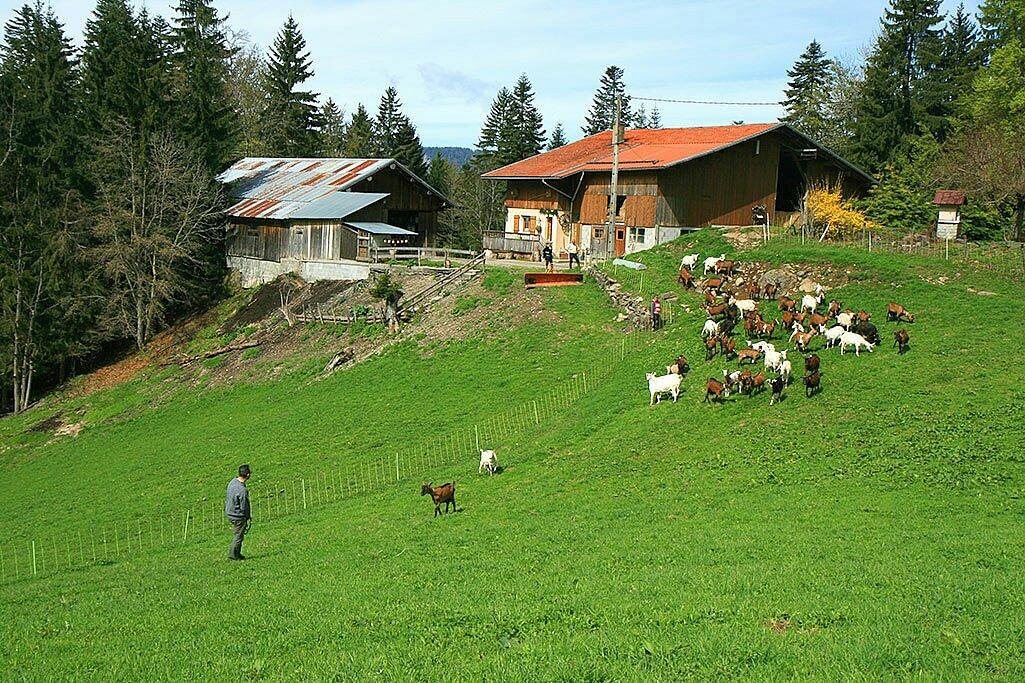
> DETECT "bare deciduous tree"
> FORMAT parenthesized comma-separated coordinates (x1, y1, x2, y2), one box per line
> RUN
(91, 120, 223, 349)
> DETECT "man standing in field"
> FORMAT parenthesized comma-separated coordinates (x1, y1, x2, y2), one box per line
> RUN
(225, 464, 252, 561)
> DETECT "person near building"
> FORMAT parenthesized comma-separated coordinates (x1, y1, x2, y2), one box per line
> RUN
(567, 240, 580, 269)
(651, 296, 662, 331)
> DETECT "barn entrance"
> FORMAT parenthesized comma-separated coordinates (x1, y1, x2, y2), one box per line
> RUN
(775, 149, 807, 213)
(614, 227, 626, 256)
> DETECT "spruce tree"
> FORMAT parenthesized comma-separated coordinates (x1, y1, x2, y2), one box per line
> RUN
(170, 0, 235, 173)
(547, 122, 568, 150)
(477, 86, 512, 161)
(261, 14, 320, 157)
(781, 40, 834, 140)
(319, 98, 347, 156)
(80, 0, 148, 137)
(649, 105, 662, 128)
(374, 87, 427, 175)
(936, 4, 984, 131)
(392, 116, 428, 176)
(344, 103, 376, 157)
(506, 74, 545, 162)
(850, 0, 945, 171)
(0, 2, 93, 411)
(582, 65, 632, 135)
(426, 153, 452, 197)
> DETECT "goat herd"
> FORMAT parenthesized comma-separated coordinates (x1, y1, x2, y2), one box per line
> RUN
(646, 252, 917, 407)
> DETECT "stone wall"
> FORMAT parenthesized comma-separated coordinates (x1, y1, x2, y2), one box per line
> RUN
(586, 267, 652, 329)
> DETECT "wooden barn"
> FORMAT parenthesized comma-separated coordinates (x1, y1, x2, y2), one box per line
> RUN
(219, 158, 450, 285)
(482, 123, 873, 259)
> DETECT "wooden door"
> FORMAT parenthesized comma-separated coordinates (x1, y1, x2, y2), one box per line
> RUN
(614, 227, 626, 256)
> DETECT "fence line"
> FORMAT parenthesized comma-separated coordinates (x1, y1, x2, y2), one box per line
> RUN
(0, 340, 632, 587)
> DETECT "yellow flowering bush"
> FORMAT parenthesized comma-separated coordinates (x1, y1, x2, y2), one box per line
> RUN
(805, 184, 876, 238)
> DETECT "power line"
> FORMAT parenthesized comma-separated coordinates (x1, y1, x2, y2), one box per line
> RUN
(633, 96, 780, 106)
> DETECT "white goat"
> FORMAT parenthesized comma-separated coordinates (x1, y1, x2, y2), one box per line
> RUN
(824, 325, 846, 347)
(778, 359, 792, 384)
(703, 253, 726, 275)
(647, 372, 682, 406)
(730, 297, 757, 314)
(839, 331, 874, 356)
(764, 348, 787, 372)
(701, 319, 720, 339)
(680, 253, 700, 271)
(801, 293, 823, 313)
(748, 340, 775, 354)
(478, 449, 498, 475)
(836, 311, 854, 330)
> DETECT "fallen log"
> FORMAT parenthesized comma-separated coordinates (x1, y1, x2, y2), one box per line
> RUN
(164, 340, 262, 367)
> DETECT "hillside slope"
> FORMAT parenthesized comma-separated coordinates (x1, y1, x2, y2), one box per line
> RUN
(2, 231, 1025, 678)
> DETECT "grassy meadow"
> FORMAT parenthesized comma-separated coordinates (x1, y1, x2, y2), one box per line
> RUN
(2, 229, 1025, 679)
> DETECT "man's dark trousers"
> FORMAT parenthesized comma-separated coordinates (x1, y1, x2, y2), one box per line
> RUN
(229, 518, 247, 559)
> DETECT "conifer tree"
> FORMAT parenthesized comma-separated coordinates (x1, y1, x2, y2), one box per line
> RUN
(426, 153, 452, 198)
(850, 0, 945, 171)
(374, 86, 427, 175)
(344, 103, 376, 157)
(476, 86, 512, 162)
(261, 14, 320, 157)
(170, 0, 235, 173)
(781, 40, 834, 140)
(649, 105, 662, 128)
(547, 122, 567, 150)
(506, 74, 545, 162)
(634, 104, 648, 128)
(582, 65, 632, 135)
(392, 116, 428, 176)
(319, 98, 347, 156)
(936, 4, 985, 131)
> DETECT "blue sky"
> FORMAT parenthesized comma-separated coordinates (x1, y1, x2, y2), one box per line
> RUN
(2, 0, 981, 146)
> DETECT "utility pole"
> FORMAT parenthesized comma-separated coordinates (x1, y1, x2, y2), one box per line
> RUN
(605, 94, 622, 261)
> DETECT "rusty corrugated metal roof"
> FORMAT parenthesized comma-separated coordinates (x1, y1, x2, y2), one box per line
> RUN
(218, 157, 450, 220)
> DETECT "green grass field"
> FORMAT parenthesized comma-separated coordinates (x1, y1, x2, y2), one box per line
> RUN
(2, 229, 1025, 679)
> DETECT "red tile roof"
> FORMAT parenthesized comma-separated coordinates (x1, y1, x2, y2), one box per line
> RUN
(483, 124, 781, 179)
(933, 189, 966, 205)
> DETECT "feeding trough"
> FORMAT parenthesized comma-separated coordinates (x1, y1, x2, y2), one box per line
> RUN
(524, 272, 584, 289)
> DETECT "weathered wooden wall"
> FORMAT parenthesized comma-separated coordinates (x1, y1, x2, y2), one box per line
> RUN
(351, 166, 446, 245)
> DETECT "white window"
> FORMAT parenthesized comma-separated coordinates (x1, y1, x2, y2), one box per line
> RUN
(628, 227, 647, 244)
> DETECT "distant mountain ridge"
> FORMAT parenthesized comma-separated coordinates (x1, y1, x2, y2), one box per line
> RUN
(424, 146, 474, 167)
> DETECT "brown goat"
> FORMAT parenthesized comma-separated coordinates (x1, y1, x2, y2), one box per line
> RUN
(808, 313, 830, 330)
(703, 291, 717, 305)
(894, 328, 910, 354)
(793, 329, 817, 352)
(677, 268, 694, 288)
(778, 296, 797, 312)
(719, 335, 737, 359)
(706, 303, 727, 318)
(804, 353, 820, 374)
(857, 310, 872, 323)
(715, 259, 736, 276)
(421, 482, 456, 517)
(763, 282, 778, 300)
(803, 371, 822, 398)
(704, 378, 727, 402)
(747, 371, 766, 395)
(704, 336, 718, 360)
(737, 348, 762, 365)
(887, 303, 915, 323)
(704, 276, 725, 292)
(828, 300, 842, 317)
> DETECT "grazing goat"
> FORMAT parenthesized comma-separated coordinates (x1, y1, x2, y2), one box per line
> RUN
(778, 359, 793, 384)
(764, 348, 787, 372)
(703, 253, 726, 274)
(804, 354, 821, 374)
(836, 311, 855, 330)
(749, 340, 775, 354)
(800, 293, 823, 313)
(737, 348, 762, 365)
(722, 369, 744, 394)
(719, 335, 737, 359)
(857, 310, 872, 323)
(747, 371, 766, 395)
(754, 319, 778, 339)
(769, 376, 786, 405)
(704, 276, 725, 293)
(647, 372, 682, 405)
(421, 482, 456, 517)
(704, 378, 727, 402)
(729, 297, 757, 314)
(677, 268, 695, 288)
(479, 449, 498, 475)
(793, 329, 817, 353)
(894, 328, 910, 355)
(669, 354, 689, 375)
(853, 320, 880, 345)
(887, 303, 915, 323)
(704, 336, 718, 361)
(839, 331, 874, 356)
(824, 325, 846, 348)
(778, 296, 797, 312)
(715, 259, 736, 276)
(808, 313, 830, 331)
(703, 291, 717, 305)
(680, 253, 700, 271)
(706, 303, 727, 318)
(701, 319, 720, 339)
(762, 282, 779, 300)
(828, 300, 842, 317)
(803, 371, 822, 398)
